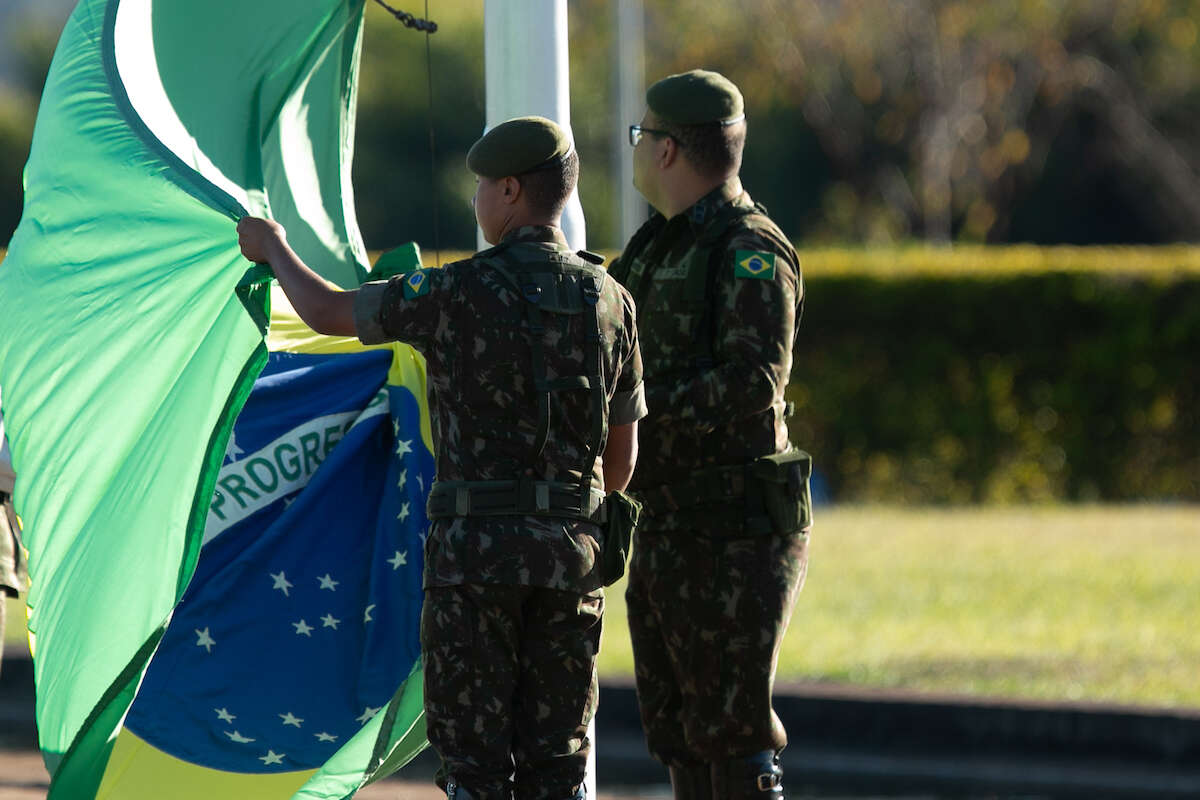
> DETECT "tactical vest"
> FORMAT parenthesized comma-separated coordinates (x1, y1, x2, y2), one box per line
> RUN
(612, 203, 811, 534)
(613, 200, 791, 371)
(426, 242, 612, 524)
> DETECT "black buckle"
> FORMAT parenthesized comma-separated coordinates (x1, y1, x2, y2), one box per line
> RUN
(756, 772, 781, 791)
(522, 281, 542, 304)
(581, 276, 600, 305)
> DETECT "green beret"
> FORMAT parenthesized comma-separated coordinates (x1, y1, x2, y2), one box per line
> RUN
(646, 69, 745, 126)
(466, 116, 573, 178)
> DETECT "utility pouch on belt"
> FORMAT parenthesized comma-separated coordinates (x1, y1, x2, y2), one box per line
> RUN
(600, 490, 641, 586)
(749, 449, 813, 534)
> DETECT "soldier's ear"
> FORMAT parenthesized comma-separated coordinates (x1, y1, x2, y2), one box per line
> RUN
(502, 176, 522, 204)
(658, 136, 678, 169)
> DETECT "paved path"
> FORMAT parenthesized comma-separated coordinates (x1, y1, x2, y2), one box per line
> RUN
(0, 750, 676, 800)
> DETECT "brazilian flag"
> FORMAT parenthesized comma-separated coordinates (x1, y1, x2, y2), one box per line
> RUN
(0, 1, 433, 796)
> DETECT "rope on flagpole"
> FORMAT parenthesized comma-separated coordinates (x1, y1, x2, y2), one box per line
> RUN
(371, 0, 441, 264)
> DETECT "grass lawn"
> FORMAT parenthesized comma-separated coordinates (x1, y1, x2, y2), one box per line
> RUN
(599, 505, 1200, 709)
(6, 505, 1199, 708)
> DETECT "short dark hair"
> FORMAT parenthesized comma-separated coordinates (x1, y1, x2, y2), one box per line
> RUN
(518, 150, 579, 218)
(662, 120, 745, 179)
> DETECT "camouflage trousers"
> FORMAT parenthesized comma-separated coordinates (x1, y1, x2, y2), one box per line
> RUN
(422, 583, 603, 800)
(625, 526, 809, 766)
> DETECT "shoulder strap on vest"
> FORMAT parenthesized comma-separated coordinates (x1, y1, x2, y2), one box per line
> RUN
(609, 214, 666, 289)
(685, 202, 765, 369)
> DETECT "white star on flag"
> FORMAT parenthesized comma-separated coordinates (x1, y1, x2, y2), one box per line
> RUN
(397, 502, 410, 522)
(271, 571, 293, 596)
(195, 628, 216, 653)
(318, 573, 339, 591)
(417, 475, 425, 492)
(225, 730, 255, 743)
(284, 496, 297, 508)
(397, 468, 407, 489)
(388, 550, 407, 570)
(315, 732, 338, 742)
(395, 438, 413, 457)
(321, 613, 341, 629)
(260, 751, 285, 765)
(215, 708, 236, 723)
(280, 712, 303, 728)
(393, 419, 401, 436)
(293, 619, 314, 636)
(356, 706, 383, 724)
(225, 432, 245, 462)
(364, 604, 376, 623)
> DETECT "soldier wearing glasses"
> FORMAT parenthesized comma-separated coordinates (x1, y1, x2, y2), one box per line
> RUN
(609, 70, 812, 799)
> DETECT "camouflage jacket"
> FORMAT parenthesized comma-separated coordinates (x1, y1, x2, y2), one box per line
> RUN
(355, 225, 646, 595)
(609, 179, 802, 509)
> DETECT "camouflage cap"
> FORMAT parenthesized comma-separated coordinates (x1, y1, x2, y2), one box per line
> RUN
(646, 69, 745, 126)
(466, 116, 573, 178)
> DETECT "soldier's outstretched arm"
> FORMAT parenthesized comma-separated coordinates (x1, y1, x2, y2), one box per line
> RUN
(237, 217, 358, 337)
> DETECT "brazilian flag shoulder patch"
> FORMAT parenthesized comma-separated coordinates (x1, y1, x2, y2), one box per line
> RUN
(401, 268, 432, 299)
(734, 250, 776, 280)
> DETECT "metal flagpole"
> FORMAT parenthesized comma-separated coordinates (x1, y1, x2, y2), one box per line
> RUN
(482, 0, 586, 251)
(614, 0, 647, 246)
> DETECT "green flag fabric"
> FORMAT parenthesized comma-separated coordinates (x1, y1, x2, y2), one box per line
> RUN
(0, 1, 432, 797)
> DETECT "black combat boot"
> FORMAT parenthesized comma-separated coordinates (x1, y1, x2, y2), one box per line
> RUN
(668, 761, 714, 799)
(709, 750, 784, 799)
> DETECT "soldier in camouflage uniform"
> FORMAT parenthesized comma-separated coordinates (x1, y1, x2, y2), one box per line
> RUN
(238, 116, 647, 800)
(609, 70, 811, 799)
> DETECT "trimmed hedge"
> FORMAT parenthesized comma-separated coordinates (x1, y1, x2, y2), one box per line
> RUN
(788, 269, 1200, 503)
(795, 245, 1200, 278)
(5, 246, 1196, 502)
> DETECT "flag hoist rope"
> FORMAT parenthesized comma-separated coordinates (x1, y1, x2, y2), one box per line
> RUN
(371, 0, 441, 265)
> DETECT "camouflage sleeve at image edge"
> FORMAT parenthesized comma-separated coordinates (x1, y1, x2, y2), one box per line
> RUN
(608, 283, 648, 426)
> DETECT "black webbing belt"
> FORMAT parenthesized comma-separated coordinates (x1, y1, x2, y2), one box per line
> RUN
(427, 479, 607, 522)
(634, 463, 773, 536)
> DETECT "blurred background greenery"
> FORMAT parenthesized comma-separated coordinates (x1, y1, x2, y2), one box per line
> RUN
(1, 0, 1198, 503)
(2, 0, 1199, 250)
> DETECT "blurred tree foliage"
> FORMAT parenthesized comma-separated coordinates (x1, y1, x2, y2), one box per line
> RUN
(612, 0, 1200, 247)
(0, 11, 58, 246)
(2, 0, 1199, 250)
(353, 1, 484, 254)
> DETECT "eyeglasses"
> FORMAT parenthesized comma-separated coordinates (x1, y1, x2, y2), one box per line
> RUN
(628, 124, 673, 147)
